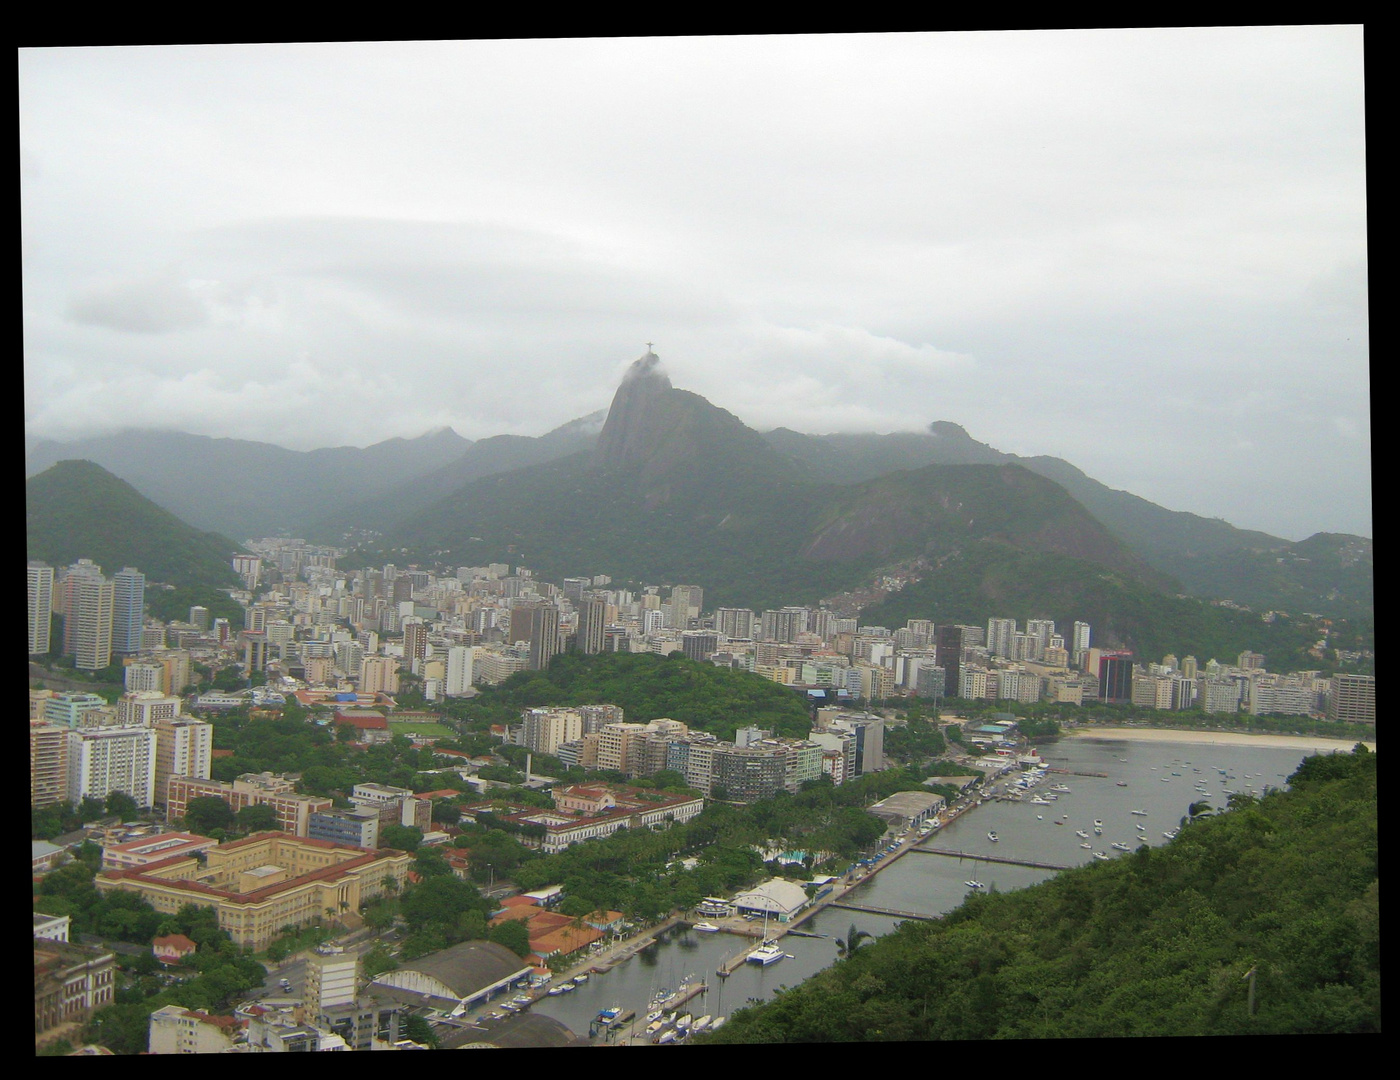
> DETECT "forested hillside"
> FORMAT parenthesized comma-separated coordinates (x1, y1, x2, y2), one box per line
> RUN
(702, 746, 1379, 1040)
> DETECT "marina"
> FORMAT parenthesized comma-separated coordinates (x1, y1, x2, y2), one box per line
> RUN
(522, 734, 1324, 1044)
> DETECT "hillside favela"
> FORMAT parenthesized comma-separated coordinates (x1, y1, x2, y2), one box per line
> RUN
(26, 348, 1376, 1051)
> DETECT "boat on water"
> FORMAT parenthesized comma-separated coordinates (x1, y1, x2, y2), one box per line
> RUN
(1161, 777, 1171, 782)
(1131, 809, 1148, 816)
(574, 973, 590, 984)
(646, 1020, 665, 1035)
(512, 994, 532, 1005)
(676, 1014, 693, 1030)
(748, 941, 785, 966)
(1030, 796, 1051, 805)
(547, 986, 567, 996)
(692, 922, 720, 933)
(1163, 829, 1179, 839)
(1076, 830, 1089, 838)
(1093, 819, 1103, 827)
(1093, 852, 1110, 861)
(657, 1030, 677, 1044)
(693, 1015, 712, 1033)
(1051, 784, 1071, 793)
(987, 831, 999, 842)
(1080, 842, 1092, 849)
(710, 1016, 726, 1031)
(1111, 842, 1132, 851)
(965, 880, 985, 889)
(1116, 781, 1128, 787)
(646, 1010, 663, 1023)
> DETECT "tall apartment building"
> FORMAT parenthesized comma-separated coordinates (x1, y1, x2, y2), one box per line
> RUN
(1328, 674, 1376, 724)
(519, 708, 585, 756)
(67, 725, 159, 808)
(111, 567, 146, 655)
(759, 609, 801, 643)
(1098, 653, 1135, 703)
(667, 585, 704, 629)
(402, 621, 429, 666)
(69, 573, 115, 671)
(153, 718, 213, 807)
(710, 744, 787, 803)
(124, 662, 167, 694)
(595, 722, 654, 776)
(986, 618, 1017, 659)
(715, 607, 755, 640)
(30, 723, 70, 808)
(359, 655, 400, 695)
(444, 645, 474, 696)
(305, 948, 359, 1019)
(28, 561, 54, 655)
(43, 690, 109, 728)
(680, 630, 719, 662)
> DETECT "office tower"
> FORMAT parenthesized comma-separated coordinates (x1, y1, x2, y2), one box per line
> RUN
(110, 567, 146, 655)
(937, 624, 964, 698)
(1072, 621, 1091, 657)
(188, 605, 211, 631)
(28, 561, 54, 655)
(681, 630, 719, 662)
(1098, 653, 1135, 703)
(445, 645, 474, 696)
(153, 717, 213, 806)
(335, 640, 365, 678)
(512, 603, 561, 671)
(30, 723, 70, 808)
(69, 574, 116, 671)
(245, 605, 267, 632)
(562, 577, 590, 601)
(67, 725, 158, 808)
(986, 617, 1017, 659)
(577, 598, 607, 655)
(242, 631, 269, 674)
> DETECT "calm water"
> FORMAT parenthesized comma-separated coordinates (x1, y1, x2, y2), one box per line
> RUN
(530, 735, 1331, 1039)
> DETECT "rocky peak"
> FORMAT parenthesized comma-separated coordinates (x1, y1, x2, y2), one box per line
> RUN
(594, 349, 677, 468)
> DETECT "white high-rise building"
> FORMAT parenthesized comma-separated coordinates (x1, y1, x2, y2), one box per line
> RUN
(153, 717, 213, 806)
(1072, 621, 1091, 662)
(986, 618, 1017, 659)
(28, 561, 54, 655)
(445, 645, 474, 696)
(116, 691, 182, 727)
(67, 725, 159, 808)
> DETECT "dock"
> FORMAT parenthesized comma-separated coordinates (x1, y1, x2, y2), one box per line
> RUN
(909, 846, 1072, 871)
(825, 901, 940, 922)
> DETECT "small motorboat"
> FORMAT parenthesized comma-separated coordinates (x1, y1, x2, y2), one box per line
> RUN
(965, 880, 985, 889)
(987, 831, 999, 842)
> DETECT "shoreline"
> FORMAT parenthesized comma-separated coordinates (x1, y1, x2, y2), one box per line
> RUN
(1061, 726, 1374, 753)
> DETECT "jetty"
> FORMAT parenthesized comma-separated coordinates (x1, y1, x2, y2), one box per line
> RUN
(826, 900, 941, 922)
(910, 846, 1072, 871)
(1047, 767, 1110, 778)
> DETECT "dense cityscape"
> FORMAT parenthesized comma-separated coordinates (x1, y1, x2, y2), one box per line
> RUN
(29, 544, 1376, 1050)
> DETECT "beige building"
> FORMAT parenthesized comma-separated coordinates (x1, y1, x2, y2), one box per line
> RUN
(96, 833, 414, 951)
(30, 722, 70, 808)
(359, 655, 400, 695)
(166, 773, 332, 836)
(147, 1004, 241, 1053)
(154, 718, 213, 806)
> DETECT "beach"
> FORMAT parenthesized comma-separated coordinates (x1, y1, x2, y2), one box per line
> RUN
(1063, 726, 1375, 753)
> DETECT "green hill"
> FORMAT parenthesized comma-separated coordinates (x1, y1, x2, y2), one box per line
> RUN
(457, 651, 814, 742)
(702, 746, 1379, 1040)
(26, 460, 241, 589)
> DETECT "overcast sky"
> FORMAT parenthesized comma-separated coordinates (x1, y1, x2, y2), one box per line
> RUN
(21, 30, 1369, 540)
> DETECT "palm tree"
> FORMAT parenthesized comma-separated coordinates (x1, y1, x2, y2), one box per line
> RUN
(1185, 801, 1215, 825)
(835, 922, 871, 958)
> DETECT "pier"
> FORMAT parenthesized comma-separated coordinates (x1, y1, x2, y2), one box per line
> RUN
(826, 901, 941, 922)
(910, 846, 1072, 871)
(1047, 767, 1110, 778)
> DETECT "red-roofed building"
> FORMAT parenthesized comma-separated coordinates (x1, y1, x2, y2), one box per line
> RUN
(152, 933, 198, 965)
(416, 789, 463, 801)
(148, 1004, 244, 1053)
(333, 709, 390, 745)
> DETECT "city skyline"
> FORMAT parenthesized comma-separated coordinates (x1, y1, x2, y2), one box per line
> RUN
(21, 31, 1369, 541)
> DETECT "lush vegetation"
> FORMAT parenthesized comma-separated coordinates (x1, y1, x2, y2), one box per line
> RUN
(456, 650, 816, 741)
(701, 746, 1379, 1041)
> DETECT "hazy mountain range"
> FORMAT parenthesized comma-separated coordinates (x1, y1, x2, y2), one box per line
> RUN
(25, 353, 1371, 629)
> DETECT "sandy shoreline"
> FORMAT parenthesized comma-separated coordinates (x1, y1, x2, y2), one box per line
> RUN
(1061, 726, 1374, 752)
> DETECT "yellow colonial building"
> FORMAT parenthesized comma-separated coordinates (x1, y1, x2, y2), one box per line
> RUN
(95, 832, 413, 950)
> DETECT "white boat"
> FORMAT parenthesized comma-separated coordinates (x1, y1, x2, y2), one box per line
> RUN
(1111, 842, 1132, 851)
(965, 879, 984, 889)
(547, 986, 567, 995)
(1163, 829, 1178, 839)
(710, 1016, 726, 1031)
(692, 922, 721, 933)
(693, 1015, 712, 1033)
(987, 831, 999, 842)
(1051, 784, 1071, 793)
(1093, 852, 1110, 861)
(747, 941, 785, 965)
(1080, 842, 1092, 849)
(657, 1030, 677, 1044)
(1093, 827, 1103, 835)
(573, 973, 590, 984)
(646, 1010, 663, 1023)
(646, 1020, 664, 1034)
(676, 1013, 693, 1030)
(559, 982, 576, 993)
(1076, 830, 1089, 838)
(1131, 809, 1148, 816)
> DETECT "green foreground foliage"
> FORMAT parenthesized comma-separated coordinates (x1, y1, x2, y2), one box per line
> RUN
(701, 746, 1379, 1041)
